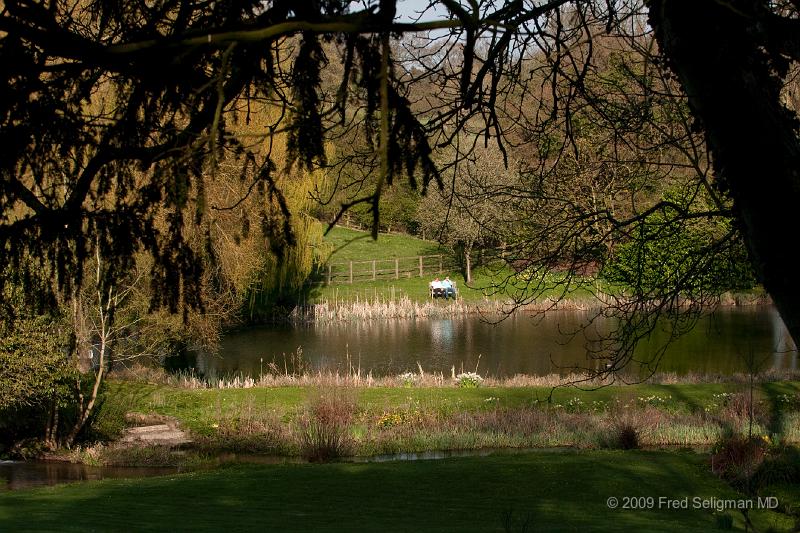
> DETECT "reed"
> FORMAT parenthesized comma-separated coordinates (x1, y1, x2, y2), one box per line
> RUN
(296, 389, 356, 462)
(111, 363, 800, 390)
(291, 293, 604, 323)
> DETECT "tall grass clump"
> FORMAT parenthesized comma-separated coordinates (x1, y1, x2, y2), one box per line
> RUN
(296, 389, 357, 462)
(613, 423, 640, 450)
(711, 433, 769, 491)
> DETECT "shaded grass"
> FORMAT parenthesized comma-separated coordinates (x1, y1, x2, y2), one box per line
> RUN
(1, 450, 789, 531)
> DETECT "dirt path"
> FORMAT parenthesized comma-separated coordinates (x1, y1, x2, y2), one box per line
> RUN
(119, 413, 192, 446)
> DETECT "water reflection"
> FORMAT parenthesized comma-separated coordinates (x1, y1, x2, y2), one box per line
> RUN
(0, 460, 177, 491)
(188, 306, 797, 379)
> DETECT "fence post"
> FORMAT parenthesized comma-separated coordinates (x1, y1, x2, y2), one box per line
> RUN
(438, 254, 443, 274)
(372, 260, 376, 281)
(349, 261, 353, 284)
(395, 258, 399, 280)
(419, 256, 423, 277)
(327, 264, 332, 285)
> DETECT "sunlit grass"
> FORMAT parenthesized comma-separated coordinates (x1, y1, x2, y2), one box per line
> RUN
(323, 226, 444, 263)
(92, 379, 800, 463)
(313, 227, 608, 307)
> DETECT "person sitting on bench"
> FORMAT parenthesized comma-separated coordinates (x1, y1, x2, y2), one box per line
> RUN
(429, 277, 445, 298)
(442, 276, 455, 299)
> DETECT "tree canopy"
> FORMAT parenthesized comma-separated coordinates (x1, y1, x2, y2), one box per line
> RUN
(2, 0, 800, 368)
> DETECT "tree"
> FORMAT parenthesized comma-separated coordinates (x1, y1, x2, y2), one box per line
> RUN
(646, 0, 800, 348)
(417, 141, 515, 282)
(2, 0, 799, 370)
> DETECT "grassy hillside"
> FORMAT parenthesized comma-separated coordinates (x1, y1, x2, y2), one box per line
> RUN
(314, 227, 519, 304)
(323, 226, 444, 263)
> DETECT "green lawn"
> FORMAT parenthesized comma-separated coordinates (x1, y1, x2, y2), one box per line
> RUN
(97, 380, 800, 440)
(1, 450, 789, 532)
(313, 227, 605, 305)
(324, 226, 444, 263)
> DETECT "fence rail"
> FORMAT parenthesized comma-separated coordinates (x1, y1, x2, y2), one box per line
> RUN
(322, 254, 456, 285)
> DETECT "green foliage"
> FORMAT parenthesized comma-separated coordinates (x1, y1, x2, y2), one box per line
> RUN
(455, 372, 484, 388)
(319, 182, 423, 235)
(0, 315, 77, 453)
(245, 214, 330, 320)
(0, 316, 74, 412)
(602, 194, 756, 295)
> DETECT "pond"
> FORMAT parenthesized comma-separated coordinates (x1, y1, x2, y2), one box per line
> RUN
(180, 305, 798, 379)
(0, 460, 178, 491)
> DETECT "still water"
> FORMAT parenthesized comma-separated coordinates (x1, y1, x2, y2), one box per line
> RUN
(185, 306, 798, 379)
(0, 460, 177, 491)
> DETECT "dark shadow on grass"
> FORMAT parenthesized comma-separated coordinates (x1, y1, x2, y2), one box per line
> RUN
(0, 450, 760, 532)
(758, 382, 800, 437)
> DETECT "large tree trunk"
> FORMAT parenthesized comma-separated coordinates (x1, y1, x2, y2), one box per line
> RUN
(648, 0, 800, 346)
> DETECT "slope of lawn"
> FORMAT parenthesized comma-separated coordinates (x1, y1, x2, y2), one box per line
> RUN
(312, 226, 605, 305)
(315, 227, 521, 304)
(323, 226, 444, 263)
(1, 450, 788, 532)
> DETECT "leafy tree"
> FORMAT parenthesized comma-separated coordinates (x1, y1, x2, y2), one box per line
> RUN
(602, 193, 756, 295)
(0, 314, 75, 453)
(2, 0, 800, 376)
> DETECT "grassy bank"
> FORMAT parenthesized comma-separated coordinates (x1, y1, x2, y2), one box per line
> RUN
(1, 450, 791, 531)
(80, 377, 800, 465)
(315, 227, 604, 305)
(309, 227, 765, 319)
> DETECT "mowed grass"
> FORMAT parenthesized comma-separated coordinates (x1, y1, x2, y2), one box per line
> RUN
(315, 228, 508, 305)
(313, 227, 604, 305)
(323, 226, 444, 263)
(1, 450, 787, 532)
(316, 226, 470, 303)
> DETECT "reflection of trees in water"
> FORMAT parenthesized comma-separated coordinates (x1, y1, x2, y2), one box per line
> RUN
(195, 308, 798, 378)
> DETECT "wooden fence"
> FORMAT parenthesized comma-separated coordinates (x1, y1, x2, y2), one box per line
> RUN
(322, 254, 457, 285)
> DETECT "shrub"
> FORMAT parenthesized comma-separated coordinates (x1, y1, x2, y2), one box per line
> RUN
(711, 434, 768, 489)
(614, 423, 640, 450)
(750, 445, 800, 491)
(0, 315, 77, 454)
(455, 372, 484, 388)
(296, 389, 356, 462)
(398, 372, 418, 388)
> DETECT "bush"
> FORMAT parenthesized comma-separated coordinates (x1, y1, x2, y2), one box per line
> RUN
(0, 315, 77, 454)
(398, 372, 418, 388)
(750, 445, 800, 492)
(455, 372, 484, 388)
(296, 390, 356, 462)
(601, 193, 756, 294)
(711, 434, 768, 489)
(614, 423, 640, 450)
